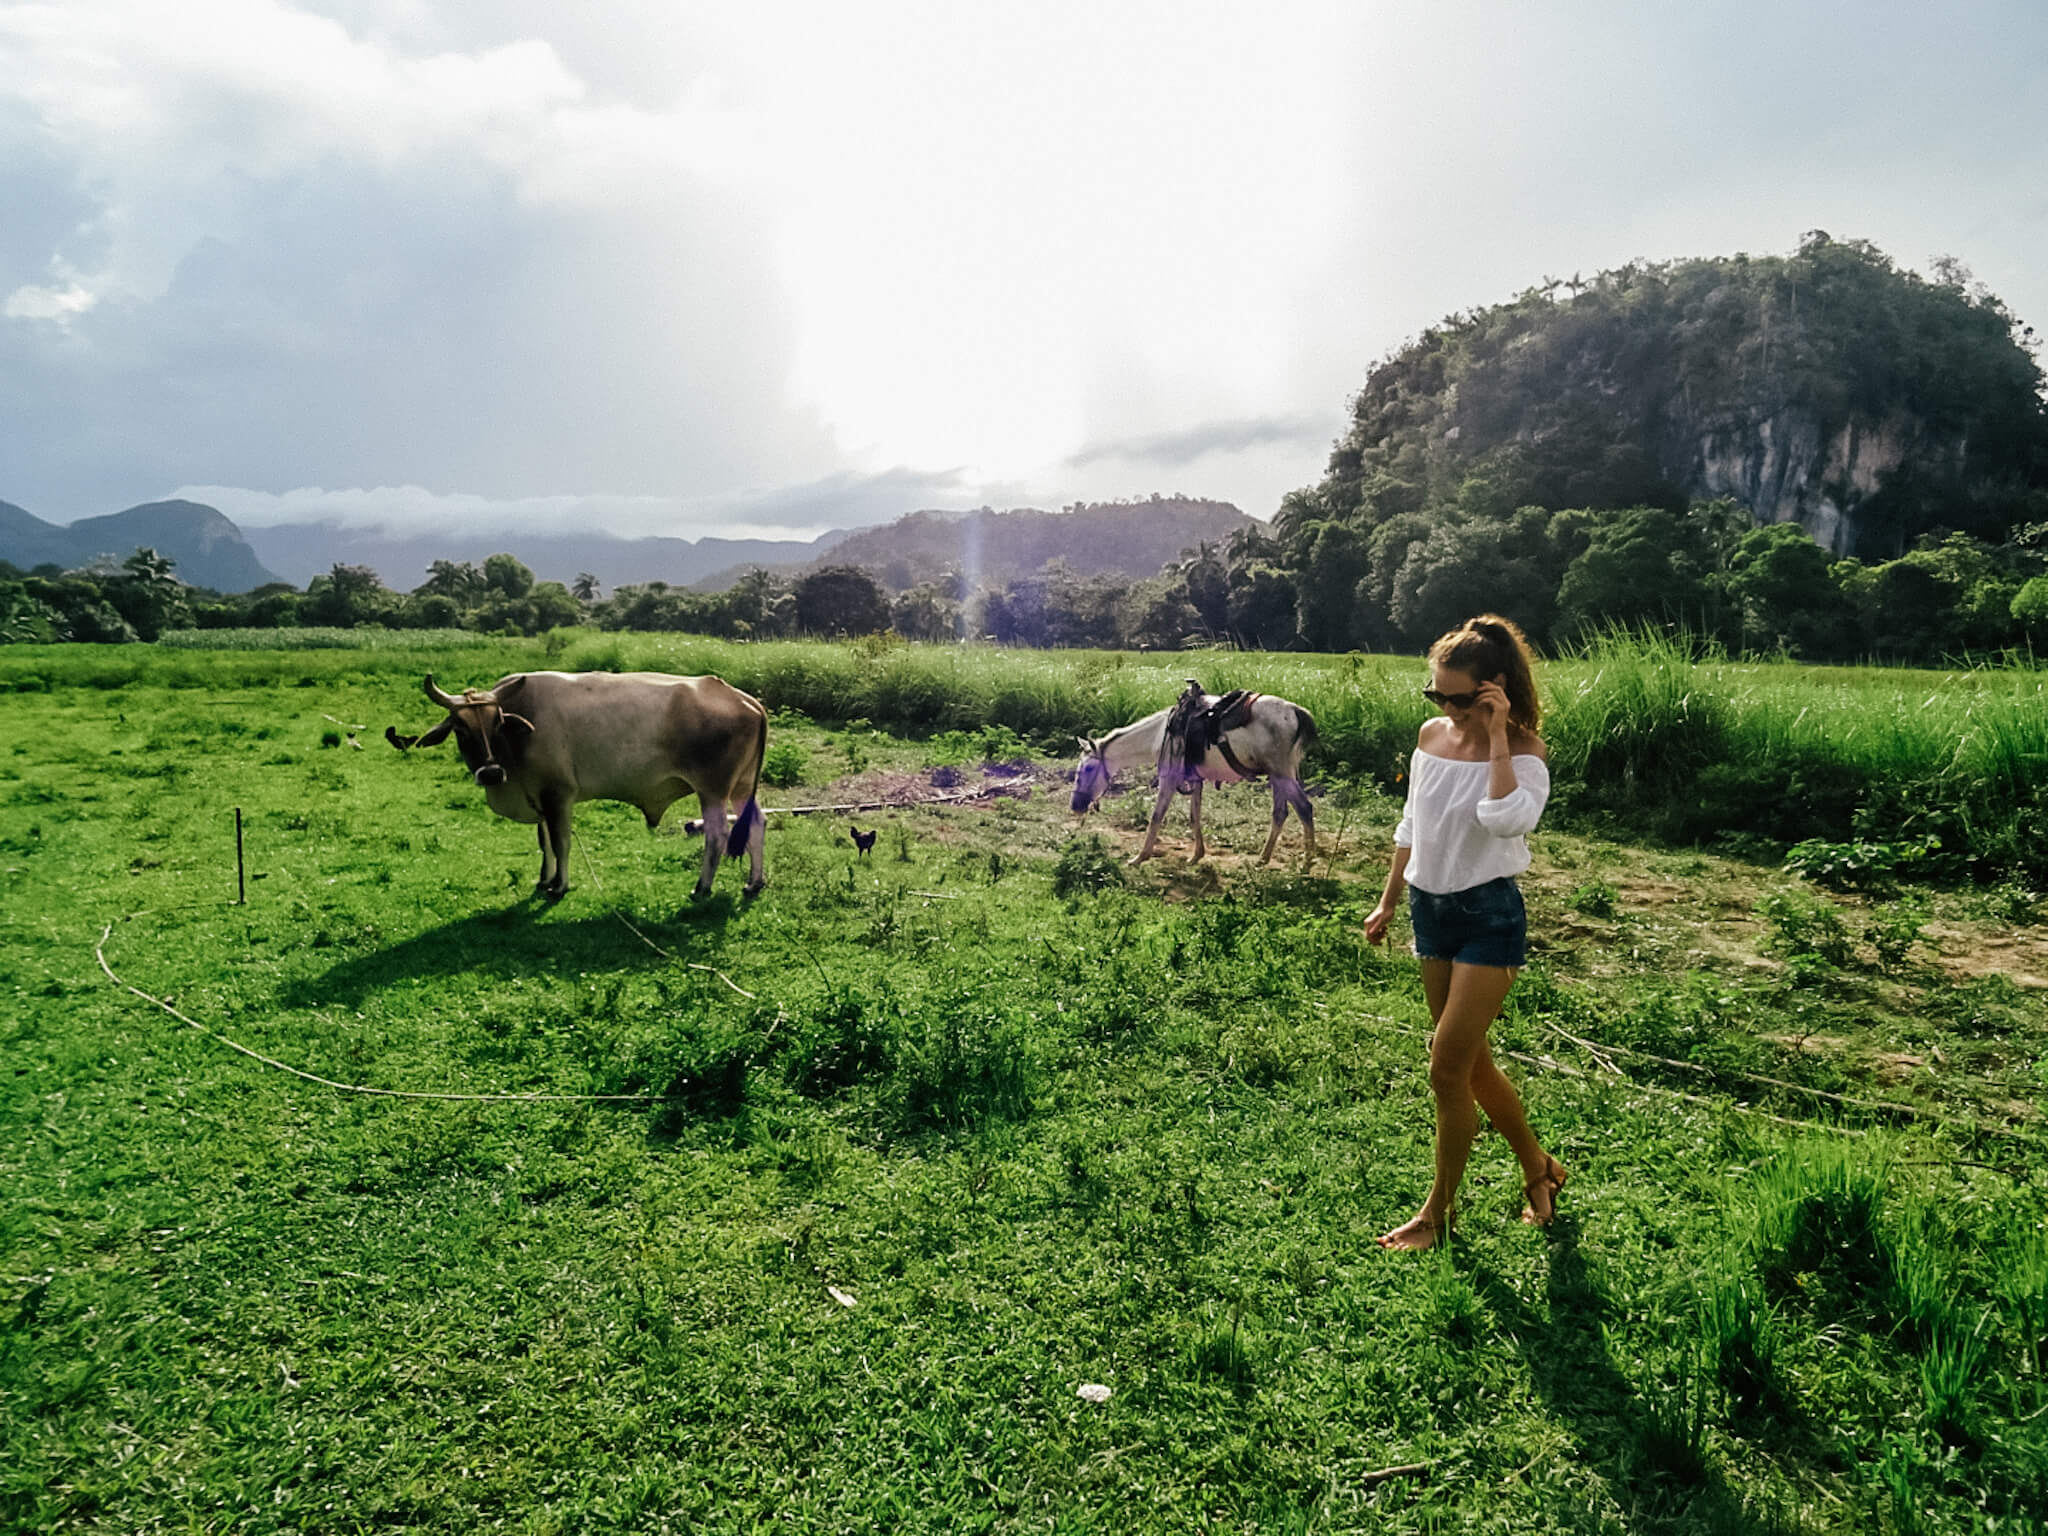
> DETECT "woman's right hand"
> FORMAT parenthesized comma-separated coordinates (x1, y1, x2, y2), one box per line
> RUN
(1363, 901, 1395, 945)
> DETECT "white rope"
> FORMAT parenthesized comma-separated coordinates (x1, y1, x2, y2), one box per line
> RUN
(572, 845, 758, 998)
(95, 923, 661, 1104)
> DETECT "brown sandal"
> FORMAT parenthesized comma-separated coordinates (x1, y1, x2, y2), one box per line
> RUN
(1377, 1211, 1455, 1251)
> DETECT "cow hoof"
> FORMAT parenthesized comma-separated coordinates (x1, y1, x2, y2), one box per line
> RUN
(742, 881, 766, 900)
(690, 883, 712, 902)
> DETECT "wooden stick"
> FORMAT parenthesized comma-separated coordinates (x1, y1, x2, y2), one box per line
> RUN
(234, 807, 245, 905)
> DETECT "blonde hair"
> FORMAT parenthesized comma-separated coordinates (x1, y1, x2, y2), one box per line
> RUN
(1428, 613, 1542, 732)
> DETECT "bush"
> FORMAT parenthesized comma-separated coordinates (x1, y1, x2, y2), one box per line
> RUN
(760, 740, 809, 788)
(1784, 835, 1941, 892)
(1052, 835, 1125, 900)
(1757, 889, 1856, 971)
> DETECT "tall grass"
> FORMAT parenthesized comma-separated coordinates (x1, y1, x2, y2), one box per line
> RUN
(5, 629, 2043, 877)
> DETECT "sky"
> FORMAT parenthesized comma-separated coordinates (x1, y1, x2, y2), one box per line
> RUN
(4, 0, 2046, 545)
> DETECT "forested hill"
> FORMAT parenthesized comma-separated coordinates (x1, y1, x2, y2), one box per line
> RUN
(1285, 233, 2048, 565)
(698, 496, 1256, 593)
(0, 499, 277, 592)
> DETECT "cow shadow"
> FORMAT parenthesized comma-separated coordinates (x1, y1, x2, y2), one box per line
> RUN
(279, 895, 746, 1010)
(1462, 1223, 1782, 1534)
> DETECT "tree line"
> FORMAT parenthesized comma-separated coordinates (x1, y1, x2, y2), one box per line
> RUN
(7, 511, 2048, 664)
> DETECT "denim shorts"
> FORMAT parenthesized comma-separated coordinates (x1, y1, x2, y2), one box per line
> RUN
(1408, 876, 1527, 968)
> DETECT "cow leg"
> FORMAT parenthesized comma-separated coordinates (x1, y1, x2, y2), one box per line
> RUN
(539, 792, 572, 900)
(1133, 777, 1177, 864)
(1260, 778, 1289, 865)
(743, 801, 766, 897)
(1188, 779, 1207, 862)
(694, 799, 728, 899)
(535, 821, 555, 893)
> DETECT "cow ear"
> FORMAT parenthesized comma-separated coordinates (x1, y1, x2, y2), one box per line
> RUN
(415, 716, 456, 748)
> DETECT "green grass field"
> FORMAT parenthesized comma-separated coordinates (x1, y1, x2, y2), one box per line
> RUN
(3, 639, 2045, 1534)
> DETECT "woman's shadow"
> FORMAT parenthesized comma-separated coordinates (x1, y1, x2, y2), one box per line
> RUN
(1464, 1220, 1779, 1535)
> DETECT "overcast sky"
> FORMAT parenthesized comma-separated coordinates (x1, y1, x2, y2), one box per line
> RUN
(4, 1, 2045, 542)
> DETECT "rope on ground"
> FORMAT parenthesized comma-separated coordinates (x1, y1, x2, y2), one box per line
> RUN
(1349, 1004, 2042, 1156)
(1532, 1020, 1946, 1124)
(95, 923, 661, 1105)
(760, 782, 1030, 817)
(574, 846, 758, 999)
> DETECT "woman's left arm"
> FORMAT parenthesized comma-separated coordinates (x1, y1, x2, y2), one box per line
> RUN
(1473, 684, 1549, 837)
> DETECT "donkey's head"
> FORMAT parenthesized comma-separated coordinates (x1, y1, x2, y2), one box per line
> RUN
(1070, 736, 1111, 814)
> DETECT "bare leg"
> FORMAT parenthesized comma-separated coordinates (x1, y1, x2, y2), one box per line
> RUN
(1379, 962, 1519, 1250)
(694, 799, 727, 898)
(1188, 780, 1207, 862)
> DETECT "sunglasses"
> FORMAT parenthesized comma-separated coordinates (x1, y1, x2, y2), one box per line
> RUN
(1421, 688, 1480, 709)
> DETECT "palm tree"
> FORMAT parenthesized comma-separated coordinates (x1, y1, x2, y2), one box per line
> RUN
(571, 572, 602, 603)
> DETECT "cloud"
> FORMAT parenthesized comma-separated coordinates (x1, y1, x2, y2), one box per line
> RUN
(4, 0, 2045, 537)
(1066, 414, 1334, 471)
(168, 465, 1041, 543)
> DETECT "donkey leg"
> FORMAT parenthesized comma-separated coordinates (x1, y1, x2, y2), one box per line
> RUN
(1290, 780, 1318, 862)
(1133, 779, 1176, 863)
(1259, 779, 1289, 864)
(1188, 780, 1207, 862)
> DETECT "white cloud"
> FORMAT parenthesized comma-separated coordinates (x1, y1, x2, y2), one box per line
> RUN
(167, 467, 1046, 543)
(3, 279, 96, 321)
(3, 0, 2044, 537)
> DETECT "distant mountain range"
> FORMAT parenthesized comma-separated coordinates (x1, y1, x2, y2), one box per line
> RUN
(2, 493, 1257, 597)
(237, 523, 852, 591)
(0, 499, 278, 592)
(693, 496, 1257, 592)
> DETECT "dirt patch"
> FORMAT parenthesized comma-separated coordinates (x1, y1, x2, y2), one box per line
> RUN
(1924, 921, 2048, 989)
(771, 763, 1047, 814)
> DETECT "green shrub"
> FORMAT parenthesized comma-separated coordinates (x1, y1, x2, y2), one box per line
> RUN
(1751, 1139, 1887, 1298)
(1701, 1275, 1786, 1420)
(889, 990, 1036, 1133)
(1784, 835, 1941, 892)
(1567, 878, 1619, 918)
(1862, 899, 1928, 973)
(1051, 835, 1125, 900)
(760, 739, 809, 788)
(1756, 890, 1856, 970)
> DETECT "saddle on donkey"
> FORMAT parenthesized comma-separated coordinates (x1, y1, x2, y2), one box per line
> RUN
(1161, 681, 1262, 781)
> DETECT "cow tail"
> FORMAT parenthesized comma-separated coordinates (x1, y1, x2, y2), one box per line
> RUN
(727, 707, 769, 858)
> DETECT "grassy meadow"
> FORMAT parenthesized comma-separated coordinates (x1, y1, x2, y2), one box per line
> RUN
(2, 636, 2046, 1534)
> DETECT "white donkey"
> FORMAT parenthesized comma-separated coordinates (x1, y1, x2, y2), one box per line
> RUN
(1070, 691, 1318, 865)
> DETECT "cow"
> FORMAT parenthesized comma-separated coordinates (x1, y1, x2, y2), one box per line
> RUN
(387, 671, 768, 901)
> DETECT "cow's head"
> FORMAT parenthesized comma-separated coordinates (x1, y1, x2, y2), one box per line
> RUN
(391, 674, 534, 787)
(1070, 736, 1110, 814)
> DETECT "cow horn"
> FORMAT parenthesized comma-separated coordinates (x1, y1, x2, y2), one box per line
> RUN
(422, 674, 462, 710)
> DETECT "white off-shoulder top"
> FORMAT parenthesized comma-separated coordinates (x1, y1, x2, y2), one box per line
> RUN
(1392, 750, 1550, 894)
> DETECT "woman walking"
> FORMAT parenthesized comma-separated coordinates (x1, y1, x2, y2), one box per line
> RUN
(1364, 615, 1566, 1250)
